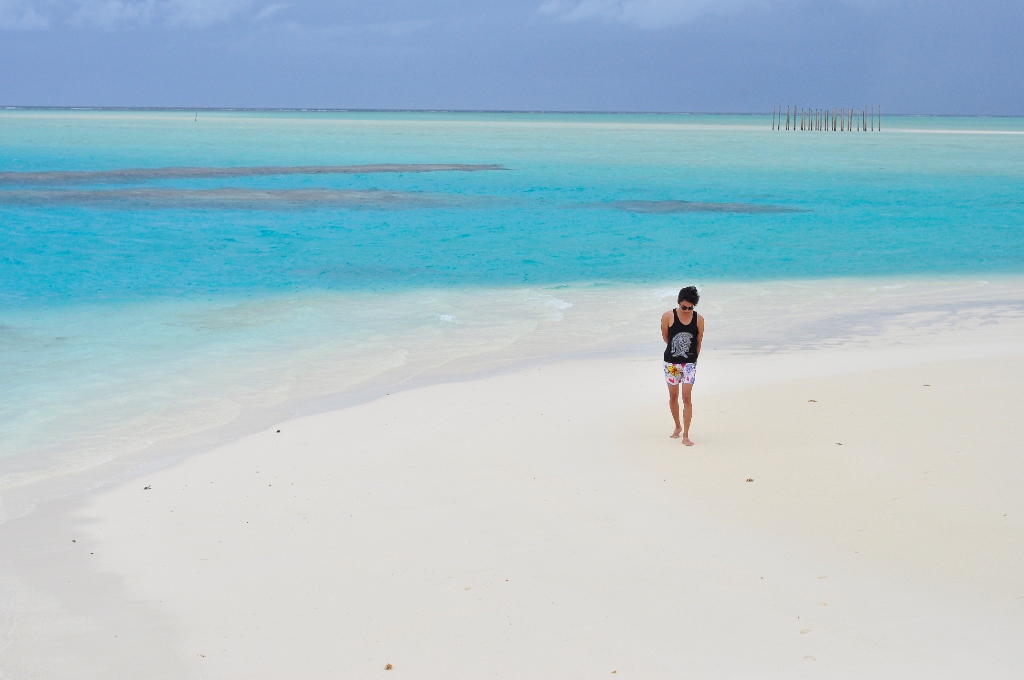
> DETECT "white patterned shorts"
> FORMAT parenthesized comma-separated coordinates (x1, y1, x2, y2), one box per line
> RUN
(664, 362, 697, 386)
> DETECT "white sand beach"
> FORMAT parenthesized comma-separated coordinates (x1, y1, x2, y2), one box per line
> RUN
(1, 279, 1023, 678)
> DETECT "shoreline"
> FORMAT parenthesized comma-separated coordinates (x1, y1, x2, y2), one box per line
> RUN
(3, 274, 1023, 520)
(1, 327, 1022, 676)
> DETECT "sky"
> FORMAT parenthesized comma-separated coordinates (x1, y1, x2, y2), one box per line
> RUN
(1, 0, 1022, 114)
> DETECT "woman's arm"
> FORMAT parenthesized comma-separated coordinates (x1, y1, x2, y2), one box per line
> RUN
(695, 314, 704, 355)
(661, 311, 671, 343)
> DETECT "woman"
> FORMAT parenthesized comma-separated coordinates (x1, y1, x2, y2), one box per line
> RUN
(661, 286, 704, 446)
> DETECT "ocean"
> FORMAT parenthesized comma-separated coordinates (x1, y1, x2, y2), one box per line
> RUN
(2, 109, 1023, 496)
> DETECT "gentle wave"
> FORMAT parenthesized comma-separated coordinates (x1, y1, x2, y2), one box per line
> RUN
(0, 188, 475, 210)
(608, 200, 803, 214)
(0, 163, 506, 187)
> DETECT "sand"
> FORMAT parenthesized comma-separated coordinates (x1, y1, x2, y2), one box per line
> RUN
(1, 288, 1023, 678)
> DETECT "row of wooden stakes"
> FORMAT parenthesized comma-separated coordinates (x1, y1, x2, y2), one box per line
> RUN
(773, 106, 880, 131)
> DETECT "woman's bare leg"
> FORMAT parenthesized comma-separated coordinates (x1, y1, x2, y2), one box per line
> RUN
(681, 383, 694, 446)
(668, 383, 682, 437)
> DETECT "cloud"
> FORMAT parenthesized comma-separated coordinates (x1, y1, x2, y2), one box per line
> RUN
(0, 0, 49, 29)
(278, 18, 434, 41)
(70, 0, 154, 29)
(162, 0, 250, 27)
(538, 0, 771, 28)
(2, 0, 255, 30)
(253, 1, 285, 22)
(72, 0, 251, 28)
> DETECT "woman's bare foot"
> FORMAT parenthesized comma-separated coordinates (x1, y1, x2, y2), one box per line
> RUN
(681, 435, 694, 446)
(670, 426, 682, 439)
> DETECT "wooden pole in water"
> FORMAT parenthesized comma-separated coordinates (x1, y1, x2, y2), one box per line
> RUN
(786, 106, 790, 130)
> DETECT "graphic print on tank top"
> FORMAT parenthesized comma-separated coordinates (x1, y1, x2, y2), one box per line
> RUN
(664, 309, 699, 364)
(670, 331, 693, 359)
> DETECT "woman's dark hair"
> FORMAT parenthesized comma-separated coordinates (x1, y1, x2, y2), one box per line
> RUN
(678, 286, 700, 305)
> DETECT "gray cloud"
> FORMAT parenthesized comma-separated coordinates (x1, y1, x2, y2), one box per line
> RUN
(0, 0, 49, 29)
(2, 0, 258, 30)
(71, 0, 251, 29)
(538, 0, 773, 28)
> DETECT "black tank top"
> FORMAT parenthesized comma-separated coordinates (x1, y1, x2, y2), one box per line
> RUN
(664, 309, 699, 364)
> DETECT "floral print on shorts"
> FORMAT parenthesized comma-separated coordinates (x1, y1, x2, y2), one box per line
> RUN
(663, 362, 697, 385)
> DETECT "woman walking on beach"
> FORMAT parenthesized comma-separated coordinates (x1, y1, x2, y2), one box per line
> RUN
(662, 286, 704, 446)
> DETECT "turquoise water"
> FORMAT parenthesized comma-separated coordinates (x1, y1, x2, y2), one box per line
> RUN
(1, 110, 1023, 491)
(3, 111, 1023, 305)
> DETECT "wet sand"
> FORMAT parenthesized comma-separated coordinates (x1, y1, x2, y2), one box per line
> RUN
(1, 333, 1022, 678)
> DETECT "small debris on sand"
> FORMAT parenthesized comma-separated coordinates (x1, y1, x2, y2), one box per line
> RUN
(808, 399, 817, 402)
(276, 429, 281, 433)
(746, 478, 754, 482)
(800, 629, 810, 634)
(835, 443, 842, 446)
(385, 663, 393, 670)
(143, 485, 151, 490)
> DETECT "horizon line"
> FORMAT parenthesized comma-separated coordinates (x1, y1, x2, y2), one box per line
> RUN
(2, 106, 1021, 119)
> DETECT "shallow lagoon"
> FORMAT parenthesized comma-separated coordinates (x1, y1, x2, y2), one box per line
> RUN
(1, 110, 1022, 491)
